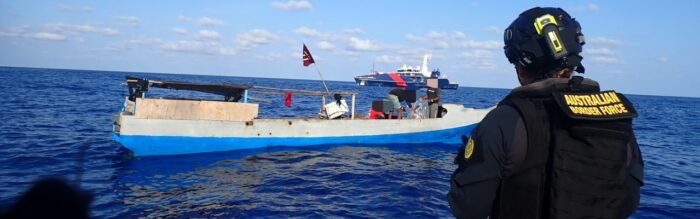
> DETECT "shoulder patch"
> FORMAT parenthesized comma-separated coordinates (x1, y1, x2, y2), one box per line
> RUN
(553, 90, 637, 120)
(464, 137, 475, 160)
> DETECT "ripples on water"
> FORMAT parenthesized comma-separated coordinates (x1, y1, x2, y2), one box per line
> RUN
(629, 95, 700, 218)
(0, 67, 699, 218)
(121, 146, 456, 218)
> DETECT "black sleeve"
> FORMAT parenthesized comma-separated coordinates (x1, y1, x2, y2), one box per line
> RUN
(628, 131, 644, 184)
(622, 131, 644, 216)
(448, 177, 500, 219)
(448, 106, 520, 219)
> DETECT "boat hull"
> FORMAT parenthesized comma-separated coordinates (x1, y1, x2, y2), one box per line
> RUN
(354, 74, 458, 89)
(113, 124, 476, 156)
(113, 104, 490, 156)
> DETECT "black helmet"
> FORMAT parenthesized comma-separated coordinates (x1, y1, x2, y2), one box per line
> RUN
(504, 7, 586, 75)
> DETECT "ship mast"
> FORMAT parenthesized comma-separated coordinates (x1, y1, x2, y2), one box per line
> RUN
(421, 53, 432, 77)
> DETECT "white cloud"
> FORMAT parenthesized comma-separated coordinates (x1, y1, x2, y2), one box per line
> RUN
(585, 46, 622, 65)
(574, 3, 600, 12)
(0, 23, 119, 42)
(457, 49, 497, 69)
(32, 32, 67, 41)
(483, 26, 501, 34)
(160, 40, 236, 56)
(591, 56, 621, 64)
(452, 31, 467, 40)
(45, 23, 119, 36)
(405, 33, 421, 42)
(375, 55, 403, 63)
(58, 4, 93, 13)
(317, 41, 335, 50)
(607, 70, 625, 75)
(115, 16, 140, 27)
(588, 36, 623, 46)
(293, 27, 365, 45)
(5, 23, 121, 42)
(429, 31, 450, 49)
(457, 39, 501, 49)
(294, 26, 320, 37)
(178, 16, 225, 27)
(125, 37, 165, 46)
(0, 27, 29, 37)
(119, 36, 237, 56)
(171, 28, 188, 35)
(335, 50, 360, 57)
(235, 29, 280, 49)
(457, 49, 494, 59)
(342, 28, 365, 34)
(404, 31, 451, 49)
(288, 51, 300, 59)
(405, 31, 501, 50)
(259, 52, 284, 61)
(101, 28, 119, 36)
(195, 30, 221, 40)
(120, 28, 289, 56)
(657, 57, 668, 63)
(471, 59, 497, 69)
(586, 47, 615, 56)
(197, 17, 225, 26)
(271, 0, 313, 11)
(426, 31, 448, 39)
(347, 37, 381, 51)
(435, 41, 449, 49)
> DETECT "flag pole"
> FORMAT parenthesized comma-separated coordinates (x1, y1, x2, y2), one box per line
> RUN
(313, 63, 331, 95)
(304, 43, 331, 96)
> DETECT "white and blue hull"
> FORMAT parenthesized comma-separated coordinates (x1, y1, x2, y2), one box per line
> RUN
(113, 104, 491, 156)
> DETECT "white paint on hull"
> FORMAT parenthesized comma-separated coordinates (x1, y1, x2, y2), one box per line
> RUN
(116, 104, 492, 138)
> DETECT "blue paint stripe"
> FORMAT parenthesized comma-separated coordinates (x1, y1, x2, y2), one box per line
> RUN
(113, 124, 477, 156)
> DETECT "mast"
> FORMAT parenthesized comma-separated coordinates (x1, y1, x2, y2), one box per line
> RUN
(421, 53, 432, 77)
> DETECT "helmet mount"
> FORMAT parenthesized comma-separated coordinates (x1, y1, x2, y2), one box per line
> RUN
(504, 7, 586, 77)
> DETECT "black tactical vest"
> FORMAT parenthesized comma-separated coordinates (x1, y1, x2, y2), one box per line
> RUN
(493, 77, 643, 219)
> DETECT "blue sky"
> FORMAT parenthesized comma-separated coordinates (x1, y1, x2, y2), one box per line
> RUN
(1, 1, 698, 97)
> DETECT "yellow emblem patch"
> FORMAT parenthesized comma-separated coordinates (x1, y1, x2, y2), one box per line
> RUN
(464, 138, 475, 160)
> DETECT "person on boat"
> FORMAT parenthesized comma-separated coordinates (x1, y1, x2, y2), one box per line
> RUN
(368, 100, 386, 119)
(422, 79, 441, 118)
(387, 87, 407, 119)
(447, 7, 643, 219)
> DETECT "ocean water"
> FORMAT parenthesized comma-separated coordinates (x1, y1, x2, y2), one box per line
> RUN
(0, 66, 698, 218)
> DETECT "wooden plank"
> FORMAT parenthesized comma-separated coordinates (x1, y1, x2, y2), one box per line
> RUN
(134, 98, 258, 121)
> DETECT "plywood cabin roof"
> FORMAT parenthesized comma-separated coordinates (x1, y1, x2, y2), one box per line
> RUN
(125, 76, 356, 97)
(150, 80, 252, 96)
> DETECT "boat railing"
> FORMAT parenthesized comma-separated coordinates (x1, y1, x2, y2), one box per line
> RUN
(122, 76, 359, 120)
(251, 86, 358, 119)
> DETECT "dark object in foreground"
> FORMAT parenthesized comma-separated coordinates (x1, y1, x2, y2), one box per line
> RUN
(2, 177, 92, 219)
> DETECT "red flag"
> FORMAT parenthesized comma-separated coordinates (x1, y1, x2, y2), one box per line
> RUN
(284, 92, 292, 108)
(303, 44, 315, 67)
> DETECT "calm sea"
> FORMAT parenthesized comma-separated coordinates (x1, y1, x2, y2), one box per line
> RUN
(0, 66, 698, 218)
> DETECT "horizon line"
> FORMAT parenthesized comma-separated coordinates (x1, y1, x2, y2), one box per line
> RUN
(1, 65, 697, 99)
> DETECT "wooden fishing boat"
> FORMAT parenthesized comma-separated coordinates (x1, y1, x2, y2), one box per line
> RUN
(112, 77, 491, 156)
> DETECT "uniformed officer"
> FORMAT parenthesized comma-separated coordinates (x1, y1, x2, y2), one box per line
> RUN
(448, 7, 644, 219)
